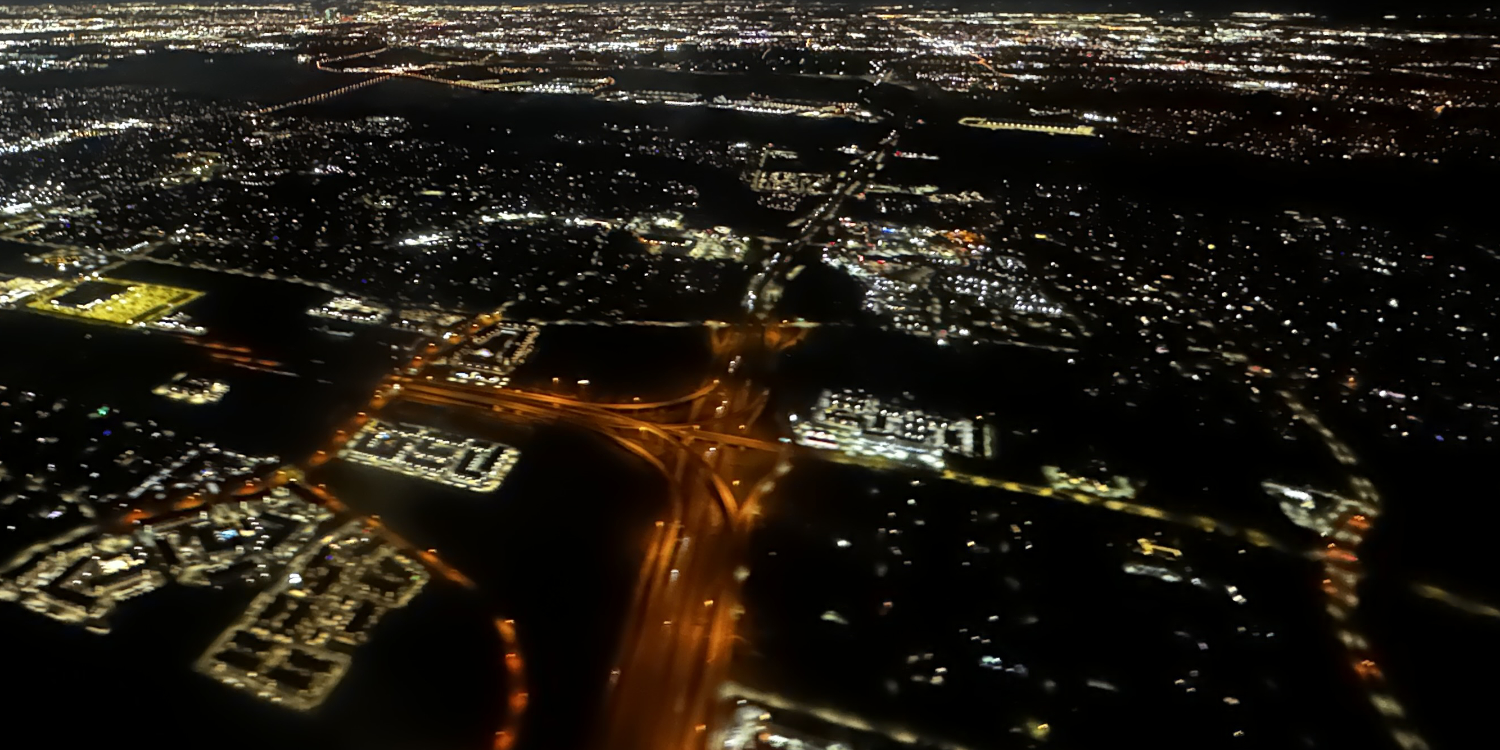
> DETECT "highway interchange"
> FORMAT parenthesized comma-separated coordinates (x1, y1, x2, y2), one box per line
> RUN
(271, 128, 1424, 750)
(78, 111, 1436, 750)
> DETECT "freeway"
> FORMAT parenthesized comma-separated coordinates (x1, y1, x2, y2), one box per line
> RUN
(325, 248, 1405, 750)
(509, 377, 724, 416)
(380, 310, 795, 750)
(356, 299, 1385, 750)
(934, 466, 1290, 552)
(387, 305, 1325, 750)
(249, 74, 395, 115)
(389, 380, 747, 520)
(1412, 583, 1500, 620)
(603, 441, 757, 750)
(1275, 387, 1428, 750)
(346, 313, 1405, 750)
(313, 46, 391, 70)
(746, 129, 899, 316)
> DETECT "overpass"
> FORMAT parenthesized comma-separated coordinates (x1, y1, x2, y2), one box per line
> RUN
(354, 302, 813, 750)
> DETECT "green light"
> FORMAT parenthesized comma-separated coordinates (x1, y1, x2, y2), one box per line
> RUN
(96, 407, 109, 416)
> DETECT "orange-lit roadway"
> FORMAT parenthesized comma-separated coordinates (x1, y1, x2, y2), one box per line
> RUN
(372, 314, 808, 750)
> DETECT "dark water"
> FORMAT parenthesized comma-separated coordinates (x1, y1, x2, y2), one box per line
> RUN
(2, 50, 341, 104)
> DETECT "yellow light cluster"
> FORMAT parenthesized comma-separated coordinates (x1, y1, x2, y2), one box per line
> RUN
(27, 277, 203, 327)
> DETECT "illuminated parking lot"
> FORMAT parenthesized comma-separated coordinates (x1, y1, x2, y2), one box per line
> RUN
(25, 277, 203, 328)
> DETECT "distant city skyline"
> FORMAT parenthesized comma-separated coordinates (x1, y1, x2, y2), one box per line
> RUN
(3, 0, 1498, 16)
